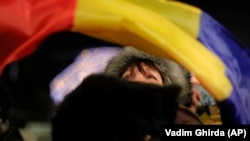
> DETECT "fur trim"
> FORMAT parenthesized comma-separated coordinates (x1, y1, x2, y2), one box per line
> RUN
(105, 46, 192, 106)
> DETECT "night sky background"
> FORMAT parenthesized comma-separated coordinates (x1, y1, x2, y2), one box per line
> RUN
(1, 1, 250, 126)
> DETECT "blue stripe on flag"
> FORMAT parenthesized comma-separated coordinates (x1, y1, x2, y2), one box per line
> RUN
(198, 12, 250, 124)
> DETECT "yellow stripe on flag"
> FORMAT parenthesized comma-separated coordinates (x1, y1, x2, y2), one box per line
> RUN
(125, 0, 200, 38)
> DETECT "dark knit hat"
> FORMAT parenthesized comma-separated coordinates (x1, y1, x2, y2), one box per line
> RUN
(105, 46, 192, 106)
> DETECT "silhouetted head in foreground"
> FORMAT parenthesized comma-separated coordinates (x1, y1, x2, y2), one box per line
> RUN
(52, 74, 202, 141)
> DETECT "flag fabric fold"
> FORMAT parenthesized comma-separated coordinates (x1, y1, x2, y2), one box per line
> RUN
(0, 0, 250, 124)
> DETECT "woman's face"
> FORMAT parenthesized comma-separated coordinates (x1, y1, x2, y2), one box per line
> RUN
(121, 62, 163, 86)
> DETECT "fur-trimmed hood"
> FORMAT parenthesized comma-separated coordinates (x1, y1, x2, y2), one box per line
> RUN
(105, 47, 192, 106)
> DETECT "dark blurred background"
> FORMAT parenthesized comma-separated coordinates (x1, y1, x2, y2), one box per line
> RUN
(0, 1, 250, 127)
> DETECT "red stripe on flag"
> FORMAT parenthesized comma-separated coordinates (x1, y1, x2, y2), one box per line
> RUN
(0, 0, 76, 75)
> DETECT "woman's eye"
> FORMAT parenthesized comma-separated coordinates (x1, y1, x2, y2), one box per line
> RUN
(122, 75, 131, 80)
(146, 75, 156, 80)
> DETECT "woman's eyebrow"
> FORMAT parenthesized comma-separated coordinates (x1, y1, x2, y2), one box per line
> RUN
(143, 66, 158, 73)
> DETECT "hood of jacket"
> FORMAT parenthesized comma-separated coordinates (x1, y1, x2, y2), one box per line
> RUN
(104, 47, 192, 106)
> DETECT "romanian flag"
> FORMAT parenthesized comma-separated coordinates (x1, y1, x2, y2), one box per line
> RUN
(0, 0, 250, 124)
